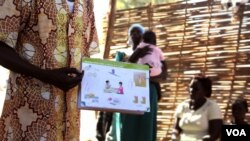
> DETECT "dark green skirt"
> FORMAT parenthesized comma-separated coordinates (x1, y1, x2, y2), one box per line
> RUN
(121, 83, 158, 141)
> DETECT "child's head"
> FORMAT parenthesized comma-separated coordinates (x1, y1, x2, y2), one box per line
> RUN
(119, 82, 122, 85)
(232, 97, 248, 124)
(143, 30, 156, 45)
(106, 80, 109, 83)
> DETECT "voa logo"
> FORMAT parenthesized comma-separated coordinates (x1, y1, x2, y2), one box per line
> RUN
(226, 129, 246, 136)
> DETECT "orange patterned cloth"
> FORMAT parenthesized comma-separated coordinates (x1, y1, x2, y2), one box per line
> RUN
(0, 0, 98, 140)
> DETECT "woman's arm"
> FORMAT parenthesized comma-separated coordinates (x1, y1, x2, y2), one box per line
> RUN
(0, 41, 83, 91)
(171, 117, 182, 141)
(128, 46, 152, 63)
(203, 119, 223, 141)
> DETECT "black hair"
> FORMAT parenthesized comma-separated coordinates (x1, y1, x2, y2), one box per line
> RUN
(143, 30, 157, 45)
(194, 76, 212, 97)
(119, 82, 122, 85)
(106, 80, 109, 83)
(232, 98, 248, 113)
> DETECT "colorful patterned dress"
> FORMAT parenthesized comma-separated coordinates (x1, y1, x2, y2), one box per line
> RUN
(0, 0, 98, 140)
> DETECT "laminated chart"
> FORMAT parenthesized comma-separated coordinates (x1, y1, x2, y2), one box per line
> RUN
(78, 58, 150, 114)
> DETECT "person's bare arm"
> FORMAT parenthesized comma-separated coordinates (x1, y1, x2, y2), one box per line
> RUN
(0, 41, 82, 91)
(128, 46, 152, 63)
(171, 117, 182, 141)
(203, 119, 223, 141)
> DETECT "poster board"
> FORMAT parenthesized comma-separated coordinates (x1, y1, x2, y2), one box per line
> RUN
(78, 58, 150, 114)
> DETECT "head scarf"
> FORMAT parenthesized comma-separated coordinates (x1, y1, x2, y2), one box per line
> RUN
(127, 24, 145, 46)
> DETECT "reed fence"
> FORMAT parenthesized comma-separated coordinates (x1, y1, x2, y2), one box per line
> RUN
(103, 0, 250, 140)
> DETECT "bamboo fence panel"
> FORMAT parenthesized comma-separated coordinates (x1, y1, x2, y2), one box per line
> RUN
(103, 0, 250, 140)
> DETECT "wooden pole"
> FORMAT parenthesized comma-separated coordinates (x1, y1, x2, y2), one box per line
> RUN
(103, 0, 116, 59)
(147, 2, 152, 30)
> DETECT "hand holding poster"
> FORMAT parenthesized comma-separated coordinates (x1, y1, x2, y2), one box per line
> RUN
(78, 58, 150, 114)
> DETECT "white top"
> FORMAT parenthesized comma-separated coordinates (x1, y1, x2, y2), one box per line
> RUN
(67, 0, 74, 13)
(175, 99, 222, 141)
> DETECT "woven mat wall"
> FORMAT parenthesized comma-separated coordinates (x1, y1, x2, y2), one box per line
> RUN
(103, 0, 250, 140)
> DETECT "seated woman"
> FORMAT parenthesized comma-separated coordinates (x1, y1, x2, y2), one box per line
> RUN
(171, 75, 223, 141)
(231, 97, 248, 125)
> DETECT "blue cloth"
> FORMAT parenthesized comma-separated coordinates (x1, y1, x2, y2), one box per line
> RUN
(115, 51, 125, 62)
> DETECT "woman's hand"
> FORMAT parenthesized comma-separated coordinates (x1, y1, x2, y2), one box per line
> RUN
(40, 68, 83, 91)
(170, 118, 182, 141)
(0, 41, 83, 92)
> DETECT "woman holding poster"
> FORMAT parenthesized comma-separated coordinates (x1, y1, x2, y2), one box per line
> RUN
(120, 24, 167, 141)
